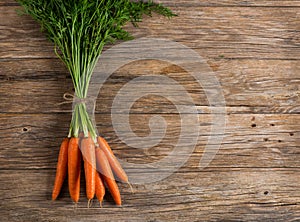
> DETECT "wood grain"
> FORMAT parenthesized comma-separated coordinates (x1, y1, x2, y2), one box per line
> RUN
(1, 6, 300, 60)
(3, 0, 300, 7)
(1, 59, 299, 114)
(0, 113, 299, 169)
(0, 169, 299, 221)
(0, 0, 299, 221)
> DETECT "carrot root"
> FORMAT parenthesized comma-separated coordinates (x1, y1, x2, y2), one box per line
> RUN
(73, 202, 78, 210)
(81, 136, 96, 201)
(68, 137, 81, 203)
(127, 182, 134, 194)
(52, 138, 69, 201)
(97, 136, 129, 183)
(95, 147, 122, 205)
(87, 199, 93, 208)
(53, 134, 129, 206)
(95, 171, 105, 206)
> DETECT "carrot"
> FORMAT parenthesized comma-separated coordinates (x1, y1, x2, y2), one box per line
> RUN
(95, 147, 122, 206)
(79, 132, 84, 142)
(68, 137, 81, 203)
(52, 137, 69, 200)
(97, 136, 113, 154)
(81, 136, 96, 203)
(95, 172, 105, 207)
(97, 136, 129, 184)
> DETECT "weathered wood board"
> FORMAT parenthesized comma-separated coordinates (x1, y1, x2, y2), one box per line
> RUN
(0, 0, 299, 221)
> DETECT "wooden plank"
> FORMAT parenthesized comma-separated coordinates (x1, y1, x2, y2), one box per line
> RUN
(0, 113, 298, 169)
(162, 0, 300, 7)
(1, 6, 300, 60)
(1, 59, 299, 114)
(1, 1, 299, 221)
(1, 168, 299, 221)
(2, 0, 300, 7)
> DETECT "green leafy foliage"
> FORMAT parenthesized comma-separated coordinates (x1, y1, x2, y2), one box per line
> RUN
(17, 0, 175, 140)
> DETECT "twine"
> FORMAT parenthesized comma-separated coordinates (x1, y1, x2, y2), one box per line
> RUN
(57, 92, 96, 107)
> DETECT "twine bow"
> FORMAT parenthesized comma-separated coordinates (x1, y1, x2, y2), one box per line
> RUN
(57, 93, 96, 107)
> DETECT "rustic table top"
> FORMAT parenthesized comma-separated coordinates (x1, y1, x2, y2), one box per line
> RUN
(1, 0, 299, 221)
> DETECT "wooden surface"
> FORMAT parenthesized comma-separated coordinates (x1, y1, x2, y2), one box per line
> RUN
(0, 1, 299, 221)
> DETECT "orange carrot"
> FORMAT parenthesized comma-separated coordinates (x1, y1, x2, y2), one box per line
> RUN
(79, 132, 84, 143)
(97, 136, 113, 154)
(68, 137, 81, 203)
(52, 138, 69, 200)
(95, 172, 105, 207)
(81, 136, 96, 202)
(95, 147, 121, 205)
(97, 136, 128, 183)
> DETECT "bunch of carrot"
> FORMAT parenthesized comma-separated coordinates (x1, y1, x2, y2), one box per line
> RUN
(52, 134, 131, 206)
(17, 0, 174, 207)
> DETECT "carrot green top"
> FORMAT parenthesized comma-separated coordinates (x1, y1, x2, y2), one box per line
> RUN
(17, 0, 175, 141)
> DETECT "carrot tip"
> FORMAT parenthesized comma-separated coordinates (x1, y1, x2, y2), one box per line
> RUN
(127, 182, 134, 194)
(52, 192, 59, 201)
(73, 202, 78, 210)
(87, 199, 92, 208)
